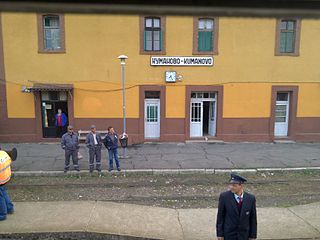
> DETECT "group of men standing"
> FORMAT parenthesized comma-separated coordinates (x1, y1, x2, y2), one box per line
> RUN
(60, 125, 122, 174)
(2, 136, 258, 239)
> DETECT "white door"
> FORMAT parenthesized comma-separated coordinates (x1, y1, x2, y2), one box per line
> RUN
(144, 99, 160, 139)
(190, 101, 203, 137)
(274, 93, 290, 137)
(208, 101, 216, 136)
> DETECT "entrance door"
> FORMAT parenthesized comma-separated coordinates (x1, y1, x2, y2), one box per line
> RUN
(202, 102, 209, 135)
(208, 100, 216, 136)
(274, 92, 290, 137)
(41, 91, 69, 138)
(144, 99, 160, 139)
(190, 101, 203, 137)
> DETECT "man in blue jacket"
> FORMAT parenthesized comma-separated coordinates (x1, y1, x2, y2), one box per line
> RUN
(55, 109, 68, 138)
(216, 173, 257, 240)
(104, 126, 121, 172)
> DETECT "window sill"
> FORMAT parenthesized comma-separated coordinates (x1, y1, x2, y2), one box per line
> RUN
(38, 49, 66, 54)
(275, 52, 299, 57)
(140, 51, 166, 55)
(193, 51, 218, 56)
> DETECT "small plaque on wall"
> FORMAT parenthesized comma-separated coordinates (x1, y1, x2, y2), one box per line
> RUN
(165, 71, 177, 83)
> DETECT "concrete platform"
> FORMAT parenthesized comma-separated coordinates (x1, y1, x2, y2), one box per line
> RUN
(1, 142, 320, 172)
(0, 201, 319, 240)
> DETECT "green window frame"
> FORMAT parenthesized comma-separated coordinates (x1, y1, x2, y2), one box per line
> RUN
(279, 20, 296, 53)
(198, 18, 214, 52)
(275, 18, 301, 56)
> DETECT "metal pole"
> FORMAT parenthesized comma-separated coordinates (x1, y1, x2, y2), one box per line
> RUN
(121, 63, 127, 158)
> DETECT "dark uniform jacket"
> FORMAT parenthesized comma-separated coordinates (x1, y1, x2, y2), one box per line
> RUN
(216, 190, 257, 240)
(61, 133, 80, 151)
(104, 133, 119, 150)
(85, 132, 103, 148)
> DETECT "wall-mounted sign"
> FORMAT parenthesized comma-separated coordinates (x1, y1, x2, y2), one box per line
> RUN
(165, 71, 177, 83)
(45, 104, 52, 110)
(151, 56, 213, 66)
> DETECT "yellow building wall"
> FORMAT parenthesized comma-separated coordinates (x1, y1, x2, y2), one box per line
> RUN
(222, 82, 320, 118)
(73, 82, 139, 118)
(223, 83, 271, 118)
(5, 82, 35, 118)
(2, 13, 320, 118)
(165, 85, 185, 118)
(297, 83, 320, 117)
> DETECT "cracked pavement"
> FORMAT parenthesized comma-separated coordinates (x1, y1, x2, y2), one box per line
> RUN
(0, 201, 319, 240)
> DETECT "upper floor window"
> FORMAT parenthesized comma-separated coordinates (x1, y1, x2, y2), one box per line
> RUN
(43, 15, 61, 50)
(145, 17, 161, 51)
(37, 13, 65, 53)
(198, 19, 213, 51)
(275, 19, 301, 56)
(140, 16, 166, 54)
(193, 17, 219, 55)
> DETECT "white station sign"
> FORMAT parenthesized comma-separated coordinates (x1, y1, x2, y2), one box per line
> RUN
(151, 56, 213, 66)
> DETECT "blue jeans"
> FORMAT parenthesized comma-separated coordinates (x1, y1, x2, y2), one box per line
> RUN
(0, 185, 14, 221)
(108, 148, 120, 170)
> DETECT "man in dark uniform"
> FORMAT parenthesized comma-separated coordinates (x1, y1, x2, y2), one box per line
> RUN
(216, 173, 257, 240)
(61, 125, 80, 173)
(85, 125, 103, 175)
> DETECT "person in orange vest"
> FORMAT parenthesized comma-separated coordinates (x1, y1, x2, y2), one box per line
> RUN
(0, 147, 17, 221)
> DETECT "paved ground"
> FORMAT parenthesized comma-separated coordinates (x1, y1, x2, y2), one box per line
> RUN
(1, 142, 320, 171)
(0, 201, 319, 240)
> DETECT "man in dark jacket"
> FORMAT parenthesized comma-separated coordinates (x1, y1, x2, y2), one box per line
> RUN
(61, 125, 80, 172)
(85, 125, 103, 175)
(216, 173, 257, 240)
(104, 126, 120, 172)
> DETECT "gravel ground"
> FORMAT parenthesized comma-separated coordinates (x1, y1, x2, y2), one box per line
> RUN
(6, 170, 320, 209)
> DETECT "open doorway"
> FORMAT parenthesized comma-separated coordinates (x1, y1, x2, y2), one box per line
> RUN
(203, 101, 210, 135)
(41, 91, 69, 138)
(190, 92, 217, 137)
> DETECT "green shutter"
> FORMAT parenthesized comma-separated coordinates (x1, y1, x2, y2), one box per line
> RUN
(198, 31, 205, 51)
(285, 32, 294, 53)
(198, 31, 212, 52)
(280, 32, 286, 53)
(207, 32, 213, 51)
(280, 31, 295, 53)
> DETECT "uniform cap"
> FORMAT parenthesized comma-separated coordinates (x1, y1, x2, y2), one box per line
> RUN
(230, 173, 247, 184)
